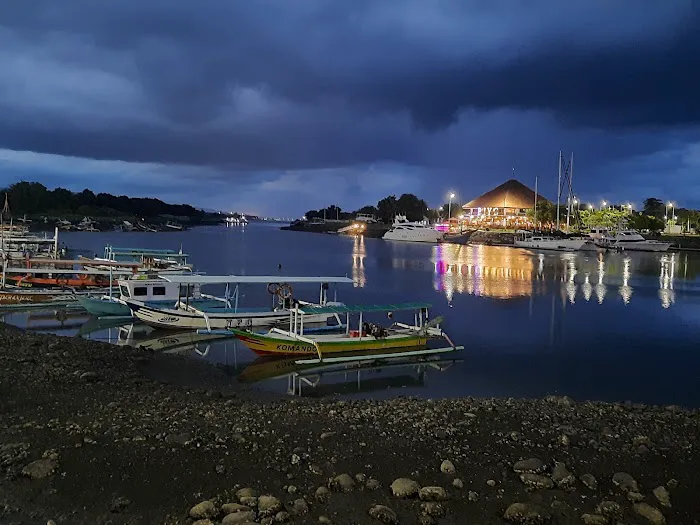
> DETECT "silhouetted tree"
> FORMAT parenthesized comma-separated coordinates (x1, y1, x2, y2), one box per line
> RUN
(377, 195, 398, 223)
(643, 198, 665, 219)
(396, 193, 430, 222)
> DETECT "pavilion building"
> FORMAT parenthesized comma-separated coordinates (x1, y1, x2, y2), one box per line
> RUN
(461, 179, 550, 228)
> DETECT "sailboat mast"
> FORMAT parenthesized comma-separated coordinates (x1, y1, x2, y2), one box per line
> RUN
(534, 176, 538, 230)
(556, 151, 562, 231)
(566, 152, 574, 231)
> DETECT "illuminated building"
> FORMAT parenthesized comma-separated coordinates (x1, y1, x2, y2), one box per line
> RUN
(461, 179, 551, 228)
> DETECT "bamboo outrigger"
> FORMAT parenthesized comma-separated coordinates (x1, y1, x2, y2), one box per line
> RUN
(228, 302, 463, 363)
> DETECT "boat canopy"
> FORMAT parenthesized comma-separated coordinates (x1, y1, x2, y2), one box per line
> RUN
(160, 275, 354, 285)
(296, 302, 431, 315)
(106, 247, 189, 257)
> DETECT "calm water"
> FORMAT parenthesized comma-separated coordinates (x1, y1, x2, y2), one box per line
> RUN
(4, 222, 700, 406)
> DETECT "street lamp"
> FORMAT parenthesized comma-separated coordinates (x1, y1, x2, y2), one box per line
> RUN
(602, 200, 607, 209)
(448, 192, 455, 220)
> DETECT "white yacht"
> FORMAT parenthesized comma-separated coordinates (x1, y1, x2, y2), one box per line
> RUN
(595, 229, 671, 252)
(382, 215, 444, 243)
(514, 231, 588, 251)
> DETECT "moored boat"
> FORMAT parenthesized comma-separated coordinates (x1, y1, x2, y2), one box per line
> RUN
(594, 229, 671, 252)
(382, 216, 444, 243)
(229, 302, 462, 360)
(125, 274, 353, 331)
(514, 231, 587, 251)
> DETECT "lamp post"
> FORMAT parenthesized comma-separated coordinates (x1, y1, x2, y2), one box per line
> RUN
(448, 192, 455, 220)
(602, 200, 607, 210)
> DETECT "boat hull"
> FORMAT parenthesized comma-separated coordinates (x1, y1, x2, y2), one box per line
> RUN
(514, 239, 587, 251)
(76, 295, 132, 316)
(597, 241, 671, 252)
(383, 232, 444, 243)
(0, 289, 78, 308)
(231, 329, 427, 357)
(126, 301, 334, 330)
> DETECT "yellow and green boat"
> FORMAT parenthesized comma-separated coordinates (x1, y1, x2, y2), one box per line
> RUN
(230, 302, 456, 359)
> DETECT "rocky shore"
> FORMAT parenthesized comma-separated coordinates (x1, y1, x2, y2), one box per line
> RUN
(1, 324, 699, 525)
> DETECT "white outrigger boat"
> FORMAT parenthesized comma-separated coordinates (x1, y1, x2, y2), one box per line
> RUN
(226, 302, 463, 363)
(125, 274, 353, 331)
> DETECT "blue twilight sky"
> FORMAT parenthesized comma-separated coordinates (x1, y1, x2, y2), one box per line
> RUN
(1, 1, 699, 216)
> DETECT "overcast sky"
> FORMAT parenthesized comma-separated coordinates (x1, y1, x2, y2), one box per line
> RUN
(1, 1, 699, 215)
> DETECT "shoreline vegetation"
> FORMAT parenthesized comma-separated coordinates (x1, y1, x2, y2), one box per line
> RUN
(1, 323, 698, 525)
(0, 182, 235, 231)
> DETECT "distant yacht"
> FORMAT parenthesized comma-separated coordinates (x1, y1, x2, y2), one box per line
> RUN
(382, 215, 444, 243)
(514, 231, 588, 251)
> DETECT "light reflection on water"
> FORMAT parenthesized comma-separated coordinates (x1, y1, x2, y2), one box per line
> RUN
(431, 244, 684, 309)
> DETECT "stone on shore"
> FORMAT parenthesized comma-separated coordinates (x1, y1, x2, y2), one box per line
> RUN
(368, 504, 398, 525)
(580, 474, 598, 491)
(421, 502, 447, 518)
(189, 501, 217, 520)
(366, 478, 381, 491)
(551, 462, 576, 490)
(612, 472, 639, 492)
(222, 503, 249, 514)
(419, 486, 448, 502)
(452, 478, 463, 489)
(633, 503, 666, 525)
(330, 473, 355, 492)
(237, 488, 258, 500)
(519, 473, 554, 490)
(286, 499, 308, 516)
(653, 485, 671, 507)
(315, 486, 330, 503)
(440, 459, 456, 474)
(596, 501, 622, 520)
(258, 495, 282, 517)
(391, 478, 420, 498)
(581, 514, 607, 525)
(513, 458, 547, 474)
(21, 458, 57, 479)
(503, 502, 550, 525)
(222, 510, 256, 525)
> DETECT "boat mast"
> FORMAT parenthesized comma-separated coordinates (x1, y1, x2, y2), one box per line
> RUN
(556, 151, 562, 231)
(566, 152, 573, 231)
(534, 176, 538, 230)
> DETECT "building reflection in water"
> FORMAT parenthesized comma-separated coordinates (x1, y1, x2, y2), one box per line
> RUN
(659, 253, 676, 308)
(352, 235, 366, 288)
(432, 244, 682, 308)
(432, 244, 538, 301)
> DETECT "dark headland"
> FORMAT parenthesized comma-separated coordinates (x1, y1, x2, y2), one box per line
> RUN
(1, 324, 698, 525)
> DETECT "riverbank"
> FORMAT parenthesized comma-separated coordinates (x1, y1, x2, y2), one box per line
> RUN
(1, 324, 698, 525)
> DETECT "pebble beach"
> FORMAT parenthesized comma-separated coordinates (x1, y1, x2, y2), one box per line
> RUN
(1, 323, 698, 525)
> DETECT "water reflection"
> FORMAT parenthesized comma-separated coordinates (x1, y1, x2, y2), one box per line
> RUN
(432, 244, 685, 308)
(352, 235, 366, 288)
(659, 254, 676, 309)
(432, 244, 536, 301)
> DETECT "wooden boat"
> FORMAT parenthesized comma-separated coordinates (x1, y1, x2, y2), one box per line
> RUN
(0, 287, 111, 309)
(229, 302, 461, 359)
(125, 274, 353, 331)
(1, 258, 139, 289)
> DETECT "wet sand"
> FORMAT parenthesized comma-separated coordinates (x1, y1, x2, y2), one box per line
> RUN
(1, 323, 698, 525)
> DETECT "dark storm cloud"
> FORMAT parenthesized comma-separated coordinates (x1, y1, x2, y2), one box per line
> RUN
(1, 0, 700, 216)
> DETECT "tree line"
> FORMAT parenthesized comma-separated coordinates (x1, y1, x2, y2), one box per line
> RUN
(305, 193, 435, 223)
(1, 181, 208, 221)
(527, 197, 698, 233)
